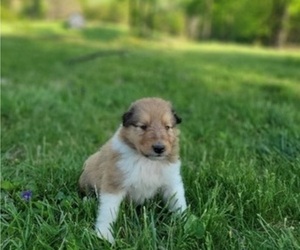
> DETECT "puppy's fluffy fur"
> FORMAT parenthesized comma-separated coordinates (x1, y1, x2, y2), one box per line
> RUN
(79, 97, 187, 243)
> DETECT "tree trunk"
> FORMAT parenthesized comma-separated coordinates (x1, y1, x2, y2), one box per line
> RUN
(201, 0, 214, 39)
(274, 2, 290, 47)
(186, 16, 200, 39)
(269, 0, 291, 47)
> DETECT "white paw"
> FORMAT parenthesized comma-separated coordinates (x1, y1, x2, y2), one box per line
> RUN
(95, 224, 115, 244)
(169, 199, 187, 213)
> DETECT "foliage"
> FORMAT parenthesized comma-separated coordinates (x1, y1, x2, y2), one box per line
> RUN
(21, 0, 47, 19)
(2, 0, 300, 45)
(212, 0, 270, 43)
(1, 21, 300, 249)
(79, 0, 129, 22)
(289, 0, 300, 43)
(152, 10, 185, 36)
(0, 5, 19, 21)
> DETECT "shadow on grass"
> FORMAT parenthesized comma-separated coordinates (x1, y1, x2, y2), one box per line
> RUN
(2, 34, 300, 105)
(80, 26, 126, 42)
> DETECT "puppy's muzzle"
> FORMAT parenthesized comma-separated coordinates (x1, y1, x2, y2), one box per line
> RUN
(152, 143, 166, 155)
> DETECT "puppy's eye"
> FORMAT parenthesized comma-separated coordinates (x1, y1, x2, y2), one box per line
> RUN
(139, 125, 148, 131)
(165, 125, 172, 130)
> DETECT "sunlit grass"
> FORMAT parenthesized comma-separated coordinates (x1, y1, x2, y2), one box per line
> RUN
(1, 21, 300, 249)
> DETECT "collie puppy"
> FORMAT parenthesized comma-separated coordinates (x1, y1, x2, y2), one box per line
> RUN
(79, 97, 187, 243)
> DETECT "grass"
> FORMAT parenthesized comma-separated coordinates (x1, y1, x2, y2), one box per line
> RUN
(1, 21, 300, 249)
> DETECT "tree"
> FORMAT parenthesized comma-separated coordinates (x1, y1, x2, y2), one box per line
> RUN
(268, 0, 292, 47)
(22, 0, 45, 18)
(184, 0, 213, 40)
(128, 0, 158, 36)
(201, 0, 214, 39)
(288, 0, 300, 44)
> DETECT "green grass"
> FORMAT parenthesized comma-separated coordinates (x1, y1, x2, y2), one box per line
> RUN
(1, 21, 300, 249)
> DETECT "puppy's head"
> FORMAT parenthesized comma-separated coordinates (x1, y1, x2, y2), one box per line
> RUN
(120, 97, 181, 162)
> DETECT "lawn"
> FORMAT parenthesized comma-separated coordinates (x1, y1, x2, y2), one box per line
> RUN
(1, 21, 300, 249)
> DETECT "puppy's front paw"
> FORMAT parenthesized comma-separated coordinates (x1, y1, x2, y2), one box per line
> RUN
(95, 224, 115, 244)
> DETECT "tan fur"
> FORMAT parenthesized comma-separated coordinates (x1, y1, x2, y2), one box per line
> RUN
(79, 97, 181, 195)
(79, 141, 123, 194)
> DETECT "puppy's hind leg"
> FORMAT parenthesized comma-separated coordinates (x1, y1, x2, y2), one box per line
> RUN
(95, 192, 125, 244)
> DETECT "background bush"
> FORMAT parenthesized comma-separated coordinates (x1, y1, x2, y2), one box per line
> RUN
(1, 0, 300, 44)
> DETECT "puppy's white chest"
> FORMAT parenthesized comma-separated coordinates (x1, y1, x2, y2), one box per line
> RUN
(112, 132, 180, 204)
(119, 157, 166, 203)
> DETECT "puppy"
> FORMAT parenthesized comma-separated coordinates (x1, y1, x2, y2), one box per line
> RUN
(79, 97, 187, 243)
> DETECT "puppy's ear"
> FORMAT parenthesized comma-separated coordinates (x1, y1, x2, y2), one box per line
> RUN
(122, 107, 135, 127)
(172, 109, 182, 124)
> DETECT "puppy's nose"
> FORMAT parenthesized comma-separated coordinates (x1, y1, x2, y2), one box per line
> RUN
(152, 143, 165, 154)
